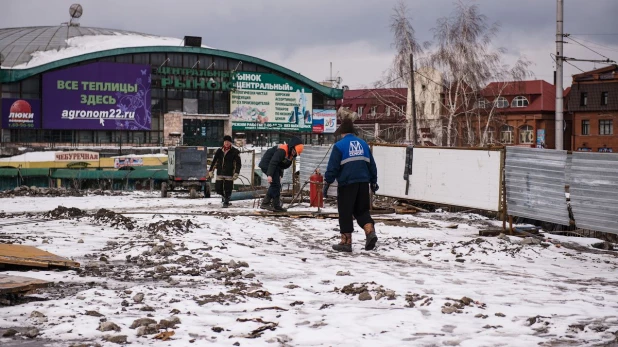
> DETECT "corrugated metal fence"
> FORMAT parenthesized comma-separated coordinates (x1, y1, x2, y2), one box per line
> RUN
(298, 145, 336, 196)
(570, 152, 618, 234)
(505, 147, 570, 226)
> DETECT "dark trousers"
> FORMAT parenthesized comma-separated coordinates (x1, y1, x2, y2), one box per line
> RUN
(337, 182, 374, 233)
(267, 168, 282, 198)
(215, 179, 233, 199)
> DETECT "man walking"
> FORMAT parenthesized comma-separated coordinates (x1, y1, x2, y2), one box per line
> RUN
(208, 135, 241, 208)
(323, 118, 379, 252)
(258, 136, 304, 212)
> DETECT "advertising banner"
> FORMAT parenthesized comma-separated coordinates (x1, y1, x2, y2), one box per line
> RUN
(114, 157, 144, 169)
(312, 109, 336, 134)
(1, 98, 41, 129)
(536, 129, 546, 149)
(55, 151, 100, 161)
(42, 62, 151, 130)
(230, 72, 312, 132)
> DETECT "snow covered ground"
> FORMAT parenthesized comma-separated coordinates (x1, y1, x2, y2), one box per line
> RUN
(1, 192, 617, 347)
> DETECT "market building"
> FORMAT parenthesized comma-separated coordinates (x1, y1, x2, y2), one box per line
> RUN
(0, 23, 342, 155)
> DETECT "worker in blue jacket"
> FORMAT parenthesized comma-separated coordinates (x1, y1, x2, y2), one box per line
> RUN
(323, 118, 379, 252)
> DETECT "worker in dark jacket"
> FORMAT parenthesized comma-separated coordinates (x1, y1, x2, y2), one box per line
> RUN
(208, 135, 242, 208)
(258, 136, 304, 212)
(323, 118, 379, 252)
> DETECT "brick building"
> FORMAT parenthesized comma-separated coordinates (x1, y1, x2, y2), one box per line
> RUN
(568, 65, 618, 152)
(336, 68, 444, 144)
(451, 80, 570, 149)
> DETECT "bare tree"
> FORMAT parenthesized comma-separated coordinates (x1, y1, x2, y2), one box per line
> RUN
(387, 1, 428, 142)
(431, 0, 532, 147)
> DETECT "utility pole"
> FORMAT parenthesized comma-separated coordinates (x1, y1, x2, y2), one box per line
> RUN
(555, 0, 564, 150)
(410, 52, 417, 145)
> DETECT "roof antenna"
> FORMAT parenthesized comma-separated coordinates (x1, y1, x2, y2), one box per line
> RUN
(68, 4, 83, 27)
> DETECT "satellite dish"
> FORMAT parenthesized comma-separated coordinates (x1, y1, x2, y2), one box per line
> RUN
(69, 4, 83, 19)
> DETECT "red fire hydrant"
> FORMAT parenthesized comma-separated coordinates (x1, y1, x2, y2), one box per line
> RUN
(310, 170, 324, 208)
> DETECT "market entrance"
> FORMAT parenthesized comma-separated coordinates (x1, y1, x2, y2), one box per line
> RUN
(183, 119, 224, 147)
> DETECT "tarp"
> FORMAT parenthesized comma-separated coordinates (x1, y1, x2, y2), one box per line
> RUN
(19, 168, 50, 177)
(0, 168, 19, 177)
(51, 169, 129, 180)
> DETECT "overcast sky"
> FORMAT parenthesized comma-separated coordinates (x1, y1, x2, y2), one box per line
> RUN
(3, 0, 618, 89)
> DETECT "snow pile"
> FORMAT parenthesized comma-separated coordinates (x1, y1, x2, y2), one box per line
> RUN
(9, 33, 214, 70)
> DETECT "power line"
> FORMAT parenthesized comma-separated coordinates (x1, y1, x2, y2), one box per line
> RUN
(550, 53, 585, 74)
(564, 60, 586, 73)
(566, 36, 614, 61)
(568, 35, 618, 53)
(568, 33, 618, 36)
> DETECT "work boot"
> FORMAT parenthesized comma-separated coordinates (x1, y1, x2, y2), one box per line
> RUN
(222, 197, 230, 208)
(272, 197, 287, 212)
(363, 223, 378, 251)
(332, 233, 352, 252)
(260, 195, 273, 210)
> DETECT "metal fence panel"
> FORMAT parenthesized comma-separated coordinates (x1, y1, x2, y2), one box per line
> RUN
(505, 147, 569, 225)
(570, 152, 618, 234)
(253, 147, 294, 188)
(298, 145, 336, 196)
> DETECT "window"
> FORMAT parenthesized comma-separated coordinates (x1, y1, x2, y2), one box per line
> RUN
(475, 98, 489, 109)
(494, 97, 509, 108)
(600, 119, 613, 135)
(485, 127, 496, 144)
(580, 92, 588, 106)
(386, 106, 391, 117)
(399, 104, 406, 114)
(418, 102, 425, 116)
(357, 106, 364, 116)
(370, 106, 377, 118)
(511, 96, 529, 108)
(519, 125, 534, 144)
(602, 92, 609, 106)
(500, 125, 514, 144)
(431, 102, 436, 115)
(581, 120, 590, 135)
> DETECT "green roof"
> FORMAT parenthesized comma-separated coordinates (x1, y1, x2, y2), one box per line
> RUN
(0, 46, 344, 99)
(51, 169, 129, 180)
(0, 168, 19, 177)
(19, 168, 50, 177)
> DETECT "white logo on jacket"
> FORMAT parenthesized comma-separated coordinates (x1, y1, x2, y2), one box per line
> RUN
(349, 141, 364, 156)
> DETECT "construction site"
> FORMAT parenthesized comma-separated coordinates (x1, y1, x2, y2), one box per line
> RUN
(1, 142, 618, 347)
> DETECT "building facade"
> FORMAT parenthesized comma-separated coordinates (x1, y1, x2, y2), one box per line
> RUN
(450, 80, 570, 149)
(336, 67, 444, 145)
(0, 25, 342, 154)
(568, 65, 618, 152)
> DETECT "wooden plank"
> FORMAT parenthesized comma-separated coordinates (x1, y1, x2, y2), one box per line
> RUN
(0, 275, 51, 294)
(0, 244, 80, 269)
(479, 229, 503, 237)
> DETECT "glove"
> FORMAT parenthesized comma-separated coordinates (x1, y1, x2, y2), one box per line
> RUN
(233, 173, 239, 181)
(370, 183, 379, 193)
(323, 183, 330, 198)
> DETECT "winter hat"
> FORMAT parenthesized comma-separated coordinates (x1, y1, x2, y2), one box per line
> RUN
(223, 135, 233, 142)
(287, 136, 304, 156)
(338, 118, 355, 134)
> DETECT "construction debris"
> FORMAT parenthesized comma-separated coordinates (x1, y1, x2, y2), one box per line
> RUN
(0, 275, 51, 295)
(0, 244, 80, 269)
